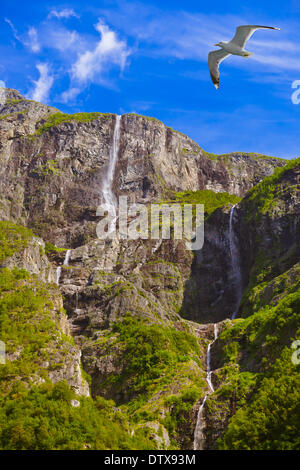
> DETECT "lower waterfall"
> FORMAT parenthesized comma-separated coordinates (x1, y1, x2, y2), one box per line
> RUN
(193, 324, 218, 450)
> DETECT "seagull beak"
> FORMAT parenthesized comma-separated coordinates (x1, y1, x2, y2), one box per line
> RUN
(214, 43, 219, 47)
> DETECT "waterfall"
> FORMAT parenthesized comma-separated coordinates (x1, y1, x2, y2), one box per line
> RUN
(229, 205, 242, 319)
(56, 267, 61, 285)
(101, 115, 121, 232)
(56, 249, 71, 285)
(193, 324, 218, 450)
(64, 249, 71, 266)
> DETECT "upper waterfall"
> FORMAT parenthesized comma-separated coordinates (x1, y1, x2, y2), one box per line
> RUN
(229, 205, 242, 319)
(101, 115, 121, 230)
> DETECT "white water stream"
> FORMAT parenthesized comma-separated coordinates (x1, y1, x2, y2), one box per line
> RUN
(101, 115, 121, 232)
(193, 324, 218, 450)
(229, 205, 242, 319)
(56, 249, 71, 285)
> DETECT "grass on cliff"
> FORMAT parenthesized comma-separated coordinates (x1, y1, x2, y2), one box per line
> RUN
(164, 189, 241, 217)
(34, 112, 111, 135)
(0, 221, 34, 263)
(242, 156, 299, 219)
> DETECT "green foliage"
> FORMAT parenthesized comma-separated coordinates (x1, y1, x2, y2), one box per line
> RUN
(5, 98, 26, 106)
(166, 189, 241, 217)
(242, 264, 300, 317)
(214, 284, 300, 450)
(0, 381, 155, 450)
(163, 387, 200, 437)
(0, 267, 63, 392)
(110, 316, 201, 406)
(32, 160, 61, 177)
(222, 341, 240, 363)
(243, 157, 299, 220)
(35, 112, 111, 135)
(0, 221, 33, 262)
(44, 242, 67, 255)
(218, 349, 300, 450)
(0, 110, 28, 120)
(220, 289, 300, 370)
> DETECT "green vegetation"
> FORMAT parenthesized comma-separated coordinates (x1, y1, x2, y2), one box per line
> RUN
(0, 267, 69, 393)
(243, 157, 299, 219)
(0, 110, 28, 120)
(163, 387, 200, 438)
(0, 381, 155, 450)
(0, 221, 33, 262)
(5, 98, 26, 106)
(110, 316, 201, 403)
(32, 160, 61, 177)
(212, 284, 300, 450)
(35, 112, 111, 136)
(44, 242, 67, 255)
(219, 288, 300, 371)
(218, 349, 300, 450)
(237, 157, 299, 303)
(165, 189, 241, 217)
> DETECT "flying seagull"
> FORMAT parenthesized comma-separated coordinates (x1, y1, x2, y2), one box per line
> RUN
(208, 25, 280, 89)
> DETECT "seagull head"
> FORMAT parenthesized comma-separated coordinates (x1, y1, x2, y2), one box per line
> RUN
(214, 41, 226, 48)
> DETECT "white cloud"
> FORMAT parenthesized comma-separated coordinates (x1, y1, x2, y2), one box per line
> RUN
(71, 20, 130, 83)
(60, 87, 81, 103)
(27, 27, 40, 53)
(48, 8, 79, 20)
(44, 26, 80, 53)
(5, 18, 21, 41)
(5, 19, 40, 53)
(29, 63, 54, 103)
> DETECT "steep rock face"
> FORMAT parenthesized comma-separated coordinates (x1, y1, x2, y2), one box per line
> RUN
(180, 206, 239, 323)
(0, 90, 285, 249)
(180, 161, 299, 324)
(238, 162, 300, 310)
(205, 153, 284, 197)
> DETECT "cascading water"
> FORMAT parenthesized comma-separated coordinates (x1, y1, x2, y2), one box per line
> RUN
(229, 205, 242, 319)
(56, 249, 71, 285)
(56, 267, 61, 286)
(64, 249, 71, 266)
(101, 115, 121, 233)
(193, 324, 218, 450)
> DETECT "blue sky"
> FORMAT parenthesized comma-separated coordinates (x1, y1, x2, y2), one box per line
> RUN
(1, 0, 300, 159)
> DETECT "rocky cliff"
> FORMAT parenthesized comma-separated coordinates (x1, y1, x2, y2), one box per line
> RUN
(0, 88, 298, 451)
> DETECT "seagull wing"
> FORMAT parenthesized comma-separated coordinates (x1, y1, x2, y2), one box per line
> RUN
(208, 49, 231, 89)
(230, 25, 280, 49)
